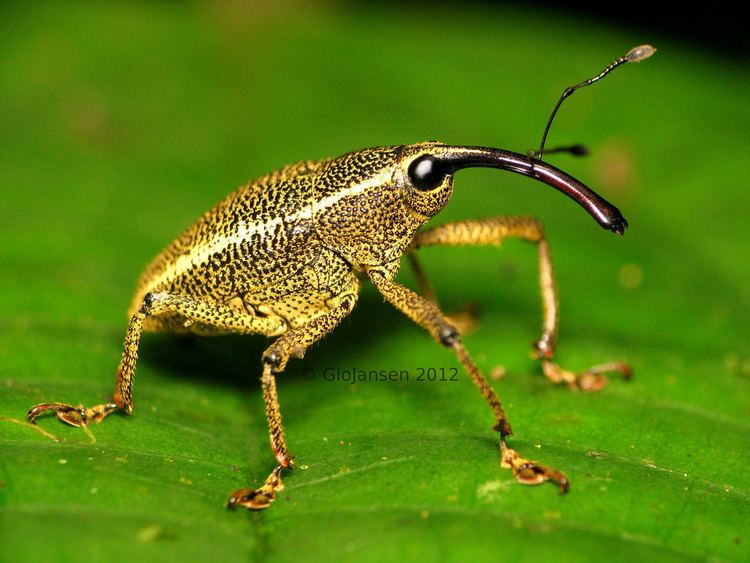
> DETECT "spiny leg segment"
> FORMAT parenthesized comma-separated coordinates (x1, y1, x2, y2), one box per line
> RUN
(367, 268, 568, 492)
(410, 216, 631, 391)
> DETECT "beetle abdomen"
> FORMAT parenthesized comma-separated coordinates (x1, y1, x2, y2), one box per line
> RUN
(129, 160, 322, 315)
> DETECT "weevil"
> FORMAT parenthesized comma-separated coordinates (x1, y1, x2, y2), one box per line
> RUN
(28, 45, 655, 509)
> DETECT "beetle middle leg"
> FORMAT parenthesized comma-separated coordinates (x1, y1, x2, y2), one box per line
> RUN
(367, 268, 568, 493)
(227, 292, 357, 510)
(410, 216, 631, 391)
(27, 291, 284, 427)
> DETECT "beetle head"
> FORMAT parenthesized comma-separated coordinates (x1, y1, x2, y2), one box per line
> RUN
(398, 142, 628, 234)
(313, 141, 627, 271)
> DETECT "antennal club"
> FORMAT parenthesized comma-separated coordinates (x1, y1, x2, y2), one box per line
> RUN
(532, 44, 656, 162)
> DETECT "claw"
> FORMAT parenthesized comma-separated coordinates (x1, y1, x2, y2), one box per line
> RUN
(27, 402, 118, 427)
(227, 465, 285, 511)
(542, 359, 632, 392)
(586, 361, 633, 381)
(28, 403, 87, 426)
(226, 487, 277, 510)
(575, 372, 609, 393)
(501, 443, 569, 494)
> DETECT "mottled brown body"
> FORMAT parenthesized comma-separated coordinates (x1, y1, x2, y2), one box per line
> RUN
(28, 45, 654, 510)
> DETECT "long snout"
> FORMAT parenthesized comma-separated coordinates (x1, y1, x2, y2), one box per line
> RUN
(438, 145, 628, 234)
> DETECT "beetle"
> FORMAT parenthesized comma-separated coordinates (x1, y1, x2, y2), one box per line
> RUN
(28, 45, 654, 510)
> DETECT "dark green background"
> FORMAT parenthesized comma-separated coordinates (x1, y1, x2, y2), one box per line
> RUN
(1, 2, 748, 562)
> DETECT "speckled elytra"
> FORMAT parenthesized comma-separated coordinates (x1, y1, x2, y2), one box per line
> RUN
(28, 46, 654, 510)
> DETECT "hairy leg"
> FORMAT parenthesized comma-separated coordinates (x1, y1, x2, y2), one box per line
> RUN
(368, 268, 568, 493)
(28, 291, 283, 426)
(411, 216, 631, 391)
(227, 292, 357, 510)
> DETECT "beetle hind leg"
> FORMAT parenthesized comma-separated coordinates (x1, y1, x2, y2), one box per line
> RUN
(26, 308, 149, 427)
(27, 291, 284, 429)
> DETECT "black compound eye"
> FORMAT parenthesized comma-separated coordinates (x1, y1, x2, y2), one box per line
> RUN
(408, 155, 448, 191)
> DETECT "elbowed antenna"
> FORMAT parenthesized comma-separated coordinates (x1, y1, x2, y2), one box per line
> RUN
(430, 46, 656, 232)
(437, 145, 629, 234)
(531, 44, 656, 162)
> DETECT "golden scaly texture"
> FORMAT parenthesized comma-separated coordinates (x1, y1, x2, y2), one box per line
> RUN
(28, 141, 631, 509)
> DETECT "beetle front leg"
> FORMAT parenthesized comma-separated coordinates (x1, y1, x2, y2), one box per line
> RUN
(227, 293, 357, 510)
(411, 216, 631, 392)
(368, 269, 568, 493)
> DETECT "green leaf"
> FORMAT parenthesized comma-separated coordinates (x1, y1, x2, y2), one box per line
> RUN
(1, 2, 748, 562)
